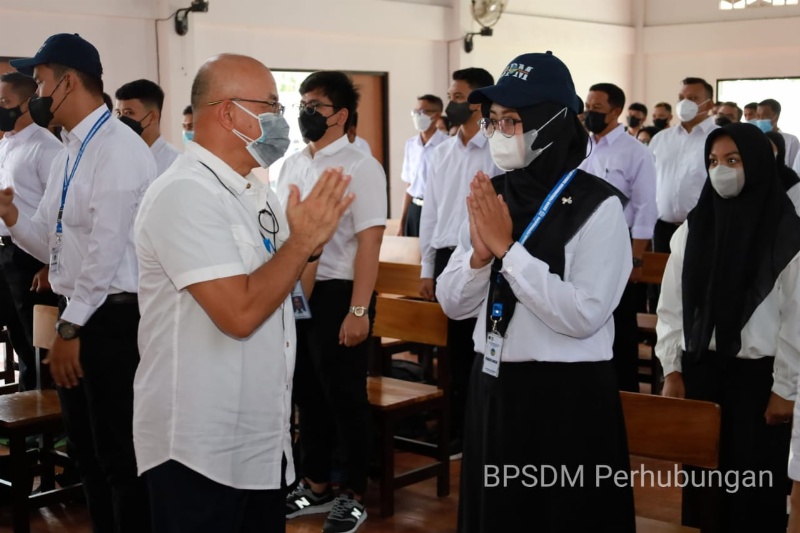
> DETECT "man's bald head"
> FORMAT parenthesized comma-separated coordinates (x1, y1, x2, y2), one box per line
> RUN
(190, 54, 278, 115)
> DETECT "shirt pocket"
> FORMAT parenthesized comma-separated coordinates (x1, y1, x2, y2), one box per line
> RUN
(61, 180, 93, 229)
(230, 224, 264, 274)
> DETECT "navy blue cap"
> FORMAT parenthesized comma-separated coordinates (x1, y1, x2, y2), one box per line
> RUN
(10, 33, 103, 79)
(468, 51, 582, 114)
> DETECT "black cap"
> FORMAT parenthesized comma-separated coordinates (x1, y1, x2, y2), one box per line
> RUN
(10, 33, 103, 79)
(468, 51, 582, 114)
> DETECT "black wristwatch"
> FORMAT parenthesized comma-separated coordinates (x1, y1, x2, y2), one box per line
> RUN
(55, 319, 81, 340)
(632, 257, 644, 268)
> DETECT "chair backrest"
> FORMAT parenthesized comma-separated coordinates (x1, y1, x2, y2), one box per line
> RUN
(379, 236, 420, 265)
(640, 252, 670, 285)
(33, 305, 59, 350)
(620, 391, 721, 469)
(373, 296, 447, 347)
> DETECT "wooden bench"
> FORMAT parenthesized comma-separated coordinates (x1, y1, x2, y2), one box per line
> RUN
(368, 239, 450, 517)
(621, 391, 721, 533)
(637, 252, 669, 392)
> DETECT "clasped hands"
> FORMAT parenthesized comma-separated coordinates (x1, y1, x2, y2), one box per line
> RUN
(468, 171, 513, 269)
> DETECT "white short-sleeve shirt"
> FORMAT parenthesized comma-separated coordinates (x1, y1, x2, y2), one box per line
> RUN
(276, 134, 387, 281)
(133, 141, 295, 490)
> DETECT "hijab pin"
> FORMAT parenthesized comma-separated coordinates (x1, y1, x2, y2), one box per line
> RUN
(561, 196, 572, 205)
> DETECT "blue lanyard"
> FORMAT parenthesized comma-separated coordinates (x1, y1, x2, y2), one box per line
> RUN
(518, 169, 577, 246)
(56, 110, 111, 236)
(491, 169, 578, 326)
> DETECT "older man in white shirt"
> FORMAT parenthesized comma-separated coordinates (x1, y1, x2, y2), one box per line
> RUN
(579, 82, 657, 393)
(0, 71, 62, 391)
(649, 77, 718, 253)
(134, 54, 352, 533)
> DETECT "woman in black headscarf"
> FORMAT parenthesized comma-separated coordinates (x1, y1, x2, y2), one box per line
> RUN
(656, 122, 800, 533)
(765, 130, 800, 213)
(436, 52, 635, 533)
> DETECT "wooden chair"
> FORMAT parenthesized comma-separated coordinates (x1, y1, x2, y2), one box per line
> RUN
(0, 305, 82, 533)
(637, 252, 670, 392)
(368, 249, 451, 517)
(621, 391, 721, 533)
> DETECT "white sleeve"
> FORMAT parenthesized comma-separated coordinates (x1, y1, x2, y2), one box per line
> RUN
(774, 253, 800, 400)
(497, 197, 631, 338)
(793, 152, 800, 176)
(349, 157, 387, 233)
(655, 223, 689, 376)
(435, 220, 492, 320)
(419, 157, 440, 279)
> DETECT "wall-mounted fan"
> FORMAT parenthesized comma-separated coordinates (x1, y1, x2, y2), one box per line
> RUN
(464, 0, 508, 53)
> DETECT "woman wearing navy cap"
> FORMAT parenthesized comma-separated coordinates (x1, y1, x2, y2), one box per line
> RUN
(436, 52, 635, 532)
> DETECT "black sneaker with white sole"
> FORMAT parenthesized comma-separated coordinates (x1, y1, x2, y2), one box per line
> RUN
(322, 492, 367, 533)
(285, 481, 335, 519)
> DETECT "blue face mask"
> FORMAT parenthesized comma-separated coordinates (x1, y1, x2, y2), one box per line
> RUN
(182, 130, 194, 143)
(232, 101, 290, 168)
(755, 119, 773, 133)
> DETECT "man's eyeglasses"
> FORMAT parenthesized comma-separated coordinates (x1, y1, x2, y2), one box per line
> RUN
(259, 201, 280, 252)
(207, 98, 285, 117)
(479, 117, 524, 139)
(296, 102, 336, 116)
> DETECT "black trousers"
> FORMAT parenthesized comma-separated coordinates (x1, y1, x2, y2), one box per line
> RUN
(434, 248, 477, 441)
(612, 281, 640, 392)
(294, 280, 374, 495)
(404, 200, 422, 237)
(682, 352, 789, 533)
(147, 460, 284, 533)
(0, 241, 58, 390)
(57, 297, 150, 533)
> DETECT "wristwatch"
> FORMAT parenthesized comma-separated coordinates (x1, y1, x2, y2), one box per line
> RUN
(349, 305, 367, 317)
(632, 257, 644, 268)
(55, 319, 81, 340)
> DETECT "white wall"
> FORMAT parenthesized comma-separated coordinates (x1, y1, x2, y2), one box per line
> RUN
(647, 0, 800, 25)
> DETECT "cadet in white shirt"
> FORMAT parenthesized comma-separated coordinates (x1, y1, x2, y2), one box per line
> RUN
(1, 33, 157, 533)
(397, 94, 447, 237)
(657, 124, 800, 533)
(756, 98, 800, 172)
(346, 111, 372, 155)
(134, 54, 352, 533)
(649, 77, 718, 253)
(278, 71, 385, 533)
(580, 82, 657, 392)
(418, 67, 500, 451)
(115, 79, 180, 175)
(438, 51, 634, 533)
(0, 71, 62, 391)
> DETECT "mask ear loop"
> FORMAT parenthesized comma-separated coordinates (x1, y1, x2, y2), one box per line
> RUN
(231, 100, 259, 144)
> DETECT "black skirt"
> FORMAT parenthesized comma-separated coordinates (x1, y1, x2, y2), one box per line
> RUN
(458, 357, 635, 533)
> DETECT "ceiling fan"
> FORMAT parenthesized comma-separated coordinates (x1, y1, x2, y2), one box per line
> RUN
(464, 0, 508, 53)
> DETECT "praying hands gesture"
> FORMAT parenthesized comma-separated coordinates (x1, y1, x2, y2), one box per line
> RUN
(467, 171, 513, 269)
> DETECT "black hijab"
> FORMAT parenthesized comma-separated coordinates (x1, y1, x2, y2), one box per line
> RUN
(764, 130, 800, 191)
(682, 123, 800, 360)
(487, 101, 625, 336)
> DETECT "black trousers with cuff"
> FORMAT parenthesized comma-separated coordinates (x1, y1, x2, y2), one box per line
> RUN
(57, 295, 150, 533)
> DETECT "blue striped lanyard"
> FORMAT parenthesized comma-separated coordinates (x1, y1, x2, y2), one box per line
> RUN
(518, 169, 577, 246)
(56, 110, 111, 238)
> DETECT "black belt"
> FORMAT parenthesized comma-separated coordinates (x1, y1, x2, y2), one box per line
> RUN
(0, 236, 13, 246)
(58, 292, 138, 308)
(657, 219, 681, 227)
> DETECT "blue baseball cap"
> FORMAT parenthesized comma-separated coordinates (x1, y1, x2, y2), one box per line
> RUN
(468, 51, 582, 114)
(10, 33, 103, 79)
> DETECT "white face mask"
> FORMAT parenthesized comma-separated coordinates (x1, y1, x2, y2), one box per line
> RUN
(487, 107, 566, 171)
(412, 112, 432, 132)
(675, 98, 709, 123)
(709, 164, 745, 198)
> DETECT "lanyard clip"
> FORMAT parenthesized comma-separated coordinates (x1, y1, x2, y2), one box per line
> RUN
(491, 303, 503, 333)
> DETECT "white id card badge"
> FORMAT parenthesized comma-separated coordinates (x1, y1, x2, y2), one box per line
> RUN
(291, 280, 312, 320)
(49, 243, 61, 275)
(483, 332, 503, 377)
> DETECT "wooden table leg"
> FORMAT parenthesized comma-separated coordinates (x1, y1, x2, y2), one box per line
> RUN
(9, 433, 30, 533)
(380, 414, 395, 517)
(437, 398, 450, 497)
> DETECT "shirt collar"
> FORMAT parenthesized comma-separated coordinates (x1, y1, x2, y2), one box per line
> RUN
(151, 136, 166, 152)
(313, 134, 351, 158)
(458, 128, 488, 149)
(2, 122, 39, 144)
(184, 141, 252, 196)
(63, 105, 109, 144)
(595, 123, 624, 146)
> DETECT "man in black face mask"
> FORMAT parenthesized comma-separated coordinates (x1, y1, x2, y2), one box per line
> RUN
(115, 79, 180, 176)
(625, 102, 647, 138)
(579, 83, 657, 393)
(277, 71, 386, 533)
(0, 71, 62, 391)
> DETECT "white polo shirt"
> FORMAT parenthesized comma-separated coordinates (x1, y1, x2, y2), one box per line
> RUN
(133, 141, 295, 490)
(0, 123, 62, 237)
(150, 135, 180, 176)
(276, 134, 386, 281)
(401, 129, 449, 200)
